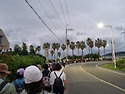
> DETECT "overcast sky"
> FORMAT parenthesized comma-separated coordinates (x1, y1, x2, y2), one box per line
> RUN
(0, 0, 125, 58)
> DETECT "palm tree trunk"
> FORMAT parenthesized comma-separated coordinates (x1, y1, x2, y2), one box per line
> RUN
(91, 48, 92, 61)
(82, 49, 83, 58)
(104, 47, 105, 60)
(98, 48, 99, 60)
(89, 48, 90, 60)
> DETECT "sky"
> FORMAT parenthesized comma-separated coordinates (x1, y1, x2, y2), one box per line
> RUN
(0, 0, 125, 58)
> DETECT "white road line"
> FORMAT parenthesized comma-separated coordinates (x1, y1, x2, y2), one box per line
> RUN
(96, 63, 125, 76)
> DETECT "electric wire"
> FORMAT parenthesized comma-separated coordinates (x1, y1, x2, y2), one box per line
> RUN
(64, 0, 72, 28)
(38, 0, 57, 30)
(49, 0, 66, 27)
(58, 0, 68, 25)
(25, 0, 63, 43)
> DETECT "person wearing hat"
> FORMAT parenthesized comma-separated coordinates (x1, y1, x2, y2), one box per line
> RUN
(12, 68, 25, 94)
(21, 65, 45, 94)
(0, 63, 17, 94)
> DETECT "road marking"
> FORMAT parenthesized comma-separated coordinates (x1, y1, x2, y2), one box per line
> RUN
(96, 64, 125, 76)
(80, 66, 125, 92)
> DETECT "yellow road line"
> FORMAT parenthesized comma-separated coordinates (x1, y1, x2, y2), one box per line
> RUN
(80, 66, 125, 92)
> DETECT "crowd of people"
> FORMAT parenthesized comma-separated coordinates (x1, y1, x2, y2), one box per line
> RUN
(0, 62, 66, 94)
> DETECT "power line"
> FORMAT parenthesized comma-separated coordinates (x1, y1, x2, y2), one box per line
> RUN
(25, 0, 63, 43)
(64, 0, 72, 28)
(49, 0, 66, 27)
(58, 0, 68, 25)
(38, 0, 57, 30)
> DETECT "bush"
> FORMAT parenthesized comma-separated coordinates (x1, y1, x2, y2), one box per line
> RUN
(116, 59, 125, 69)
(0, 54, 45, 82)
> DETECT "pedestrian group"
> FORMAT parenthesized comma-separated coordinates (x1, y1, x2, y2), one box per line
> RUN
(0, 62, 66, 94)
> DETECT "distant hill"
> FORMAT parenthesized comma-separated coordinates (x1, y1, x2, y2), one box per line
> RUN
(103, 51, 125, 56)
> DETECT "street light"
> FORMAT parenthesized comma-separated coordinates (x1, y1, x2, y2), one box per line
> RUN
(98, 23, 116, 68)
(66, 24, 73, 61)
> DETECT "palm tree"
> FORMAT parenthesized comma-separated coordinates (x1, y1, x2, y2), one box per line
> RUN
(61, 44, 66, 58)
(70, 42, 75, 57)
(56, 43, 60, 59)
(14, 45, 22, 55)
(22, 42, 28, 55)
(29, 45, 35, 55)
(51, 50, 54, 59)
(36, 46, 41, 54)
(86, 38, 93, 60)
(102, 40, 107, 60)
(43, 43, 50, 61)
(90, 40, 94, 61)
(58, 52, 61, 59)
(52, 43, 56, 59)
(70, 42, 75, 61)
(86, 38, 91, 59)
(80, 41, 86, 58)
(66, 39, 70, 58)
(95, 38, 102, 60)
(76, 41, 81, 59)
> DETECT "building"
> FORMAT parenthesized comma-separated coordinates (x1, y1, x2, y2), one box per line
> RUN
(0, 29, 10, 51)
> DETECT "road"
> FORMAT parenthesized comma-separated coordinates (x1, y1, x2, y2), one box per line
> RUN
(63, 61, 125, 94)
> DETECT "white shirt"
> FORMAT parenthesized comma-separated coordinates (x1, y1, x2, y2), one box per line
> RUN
(50, 71, 66, 86)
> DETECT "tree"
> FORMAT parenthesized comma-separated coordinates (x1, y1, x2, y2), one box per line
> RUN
(86, 38, 93, 60)
(21, 42, 28, 55)
(56, 43, 60, 59)
(52, 43, 56, 59)
(70, 42, 75, 57)
(61, 44, 66, 58)
(13, 45, 22, 55)
(29, 45, 35, 55)
(80, 41, 86, 58)
(76, 41, 81, 59)
(36, 46, 41, 54)
(102, 40, 107, 60)
(51, 50, 54, 59)
(43, 43, 50, 61)
(95, 38, 102, 60)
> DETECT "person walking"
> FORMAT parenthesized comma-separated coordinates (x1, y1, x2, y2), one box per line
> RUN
(42, 64, 52, 93)
(0, 63, 17, 94)
(12, 68, 24, 94)
(21, 65, 45, 94)
(50, 63, 66, 94)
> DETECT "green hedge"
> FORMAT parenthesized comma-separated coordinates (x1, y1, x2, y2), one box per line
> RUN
(116, 59, 125, 70)
(0, 54, 46, 82)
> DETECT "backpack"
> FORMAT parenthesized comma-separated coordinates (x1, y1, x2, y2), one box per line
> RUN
(42, 72, 50, 87)
(53, 72, 63, 90)
(0, 80, 8, 91)
(13, 80, 24, 94)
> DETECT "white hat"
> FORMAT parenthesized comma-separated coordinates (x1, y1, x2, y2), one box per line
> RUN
(24, 65, 42, 84)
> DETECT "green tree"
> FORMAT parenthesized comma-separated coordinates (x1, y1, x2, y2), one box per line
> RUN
(51, 50, 54, 59)
(13, 45, 22, 55)
(52, 43, 56, 59)
(86, 38, 93, 60)
(43, 43, 50, 61)
(56, 43, 60, 59)
(102, 40, 107, 60)
(70, 42, 75, 57)
(61, 44, 66, 58)
(29, 45, 35, 55)
(21, 42, 28, 55)
(95, 38, 102, 60)
(80, 41, 86, 58)
(76, 41, 81, 59)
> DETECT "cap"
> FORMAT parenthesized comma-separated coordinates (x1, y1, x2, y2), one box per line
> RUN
(24, 65, 42, 84)
(17, 68, 24, 75)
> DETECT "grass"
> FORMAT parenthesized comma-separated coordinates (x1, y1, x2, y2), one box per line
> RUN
(103, 63, 125, 71)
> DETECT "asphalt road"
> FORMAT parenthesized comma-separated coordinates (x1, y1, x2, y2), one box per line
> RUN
(63, 61, 125, 94)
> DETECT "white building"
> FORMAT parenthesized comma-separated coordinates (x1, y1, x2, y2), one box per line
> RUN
(0, 29, 10, 51)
